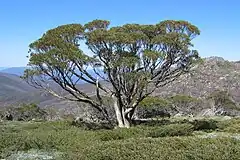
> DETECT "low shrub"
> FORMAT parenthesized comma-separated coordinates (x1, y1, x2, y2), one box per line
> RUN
(97, 128, 144, 141)
(168, 94, 203, 116)
(191, 119, 218, 131)
(2, 119, 240, 160)
(223, 123, 240, 133)
(79, 137, 240, 160)
(136, 119, 172, 126)
(137, 96, 171, 119)
(217, 118, 240, 133)
(147, 124, 194, 138)
(207, 90, 240, 115)
(0, 121, 84, 158)
(98, 131, 125, 141)
(0, 103, 48, 122)
(72, 120, 113, 130)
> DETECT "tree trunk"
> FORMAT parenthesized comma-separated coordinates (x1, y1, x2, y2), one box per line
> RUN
(114, 101, 125, 127)
(113, 96, 131, 128)
(122, 113, 131, 128)
(114, 108, 131, 128)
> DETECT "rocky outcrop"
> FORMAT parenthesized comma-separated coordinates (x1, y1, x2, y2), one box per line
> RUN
(155, 57, 240, 103)
(148, 57, 240, 116)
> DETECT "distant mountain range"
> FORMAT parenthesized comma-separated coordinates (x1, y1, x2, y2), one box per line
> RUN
(0, 67, 105, 80)
(0, 67, 27, 76)
(0, 67, 97, 109)
(0, 71, 95, 110)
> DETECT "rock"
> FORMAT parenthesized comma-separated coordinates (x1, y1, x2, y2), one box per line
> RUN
(72, 116, 83, 125)
(188, 114, 194, 118)
(154, 57, 240, 109)
(200, 133, 218, 139)
(74, 116, 83, 122)
(201, 108, 215, 116)
(222, 116, 232, 120)
(200, 106, 226, 117)
(174, 113, 183, 117)
(205, 56, 225, 62)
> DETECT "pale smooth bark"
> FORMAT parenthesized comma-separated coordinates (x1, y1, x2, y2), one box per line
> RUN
(113, 95, 131, 128)
(114, 98, 125, 127)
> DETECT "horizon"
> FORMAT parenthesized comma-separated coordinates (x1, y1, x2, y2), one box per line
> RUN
(1, 0, 240, 67)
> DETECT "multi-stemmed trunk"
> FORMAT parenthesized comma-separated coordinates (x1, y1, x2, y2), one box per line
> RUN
(113, 97, 135, 128)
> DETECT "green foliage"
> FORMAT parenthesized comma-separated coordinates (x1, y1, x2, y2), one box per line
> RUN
(223, 123, 240, 133)
(137, 119, 172, 126)
(138, 97, 171, 118)
(167, 95, 202, 115)
(2, 118, 240, 159)
(143, 50, 165, 61)
(0, 103, 48, 121)
(207, 90, 239, 110)
(96, 127, 149, 141)
(168, 94, 199, 104)
(80, 137, 240, 160)
(147, 124, 194, 138)
(138, 95, 201, 118)
(72, 120, 113, 130)
(139, 96, 170, 108)
(97, 129, 139, 141)
(217, 118, 240, 133)
(98, 130, 125, 141)
(84, 19, 110, 31)
(16, 103, 48, 121)
(191, 119, 218, 131)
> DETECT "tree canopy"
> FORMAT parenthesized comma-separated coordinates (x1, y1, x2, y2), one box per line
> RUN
(22, 19, 200, 127)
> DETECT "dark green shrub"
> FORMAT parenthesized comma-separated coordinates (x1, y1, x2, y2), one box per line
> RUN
(168, 94, 202, 115)
(137, 119, 171, 127)
(168, 94, 199, 103)
(138, 96, 171, 118)
(147, 124, 194, 138)
(98, 131, 124, 141)
(207, 90, 240, 112)
(139, 97, 170, 108)
(72, 120, 113, 130)
(97, 127, 144, 141)
(3, 103, 48, 121)
(191, 119, 218, 131)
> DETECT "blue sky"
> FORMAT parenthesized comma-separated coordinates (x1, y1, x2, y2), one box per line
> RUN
(0, 0, 239, 67)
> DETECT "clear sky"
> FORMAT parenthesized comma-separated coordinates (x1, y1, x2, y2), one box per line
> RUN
(0, 0, 239, 67)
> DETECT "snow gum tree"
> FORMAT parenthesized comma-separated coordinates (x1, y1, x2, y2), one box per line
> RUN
(22, 19, 200, 128)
